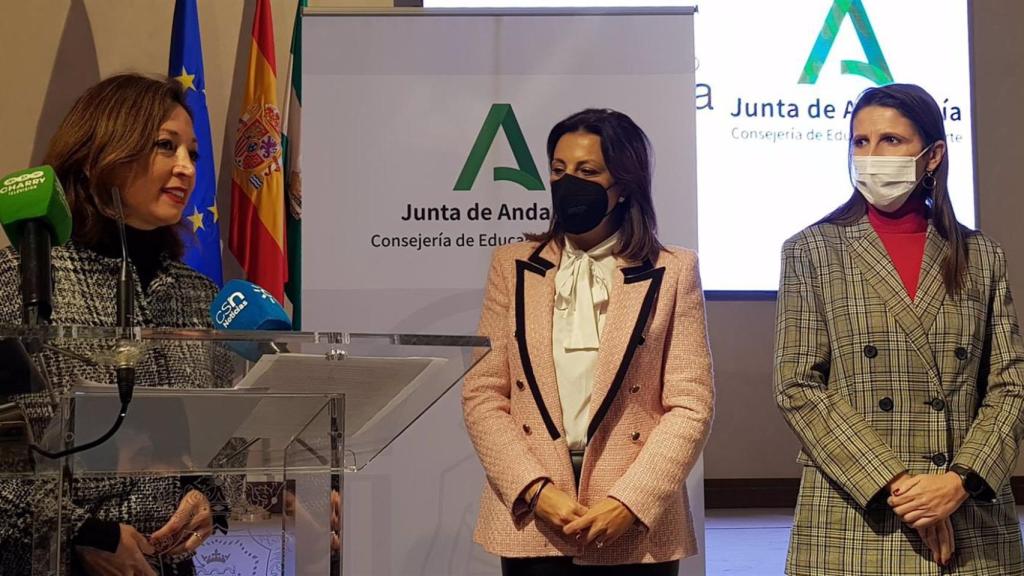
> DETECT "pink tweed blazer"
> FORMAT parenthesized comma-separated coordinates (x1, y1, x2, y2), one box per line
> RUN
(462, 239, 714, 564)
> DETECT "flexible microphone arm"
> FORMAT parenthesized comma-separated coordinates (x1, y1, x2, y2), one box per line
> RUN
(113, 188, 133, 333)
(111, 188, 136, 406)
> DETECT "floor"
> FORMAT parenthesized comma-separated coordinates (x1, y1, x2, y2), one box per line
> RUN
(704, 507, 1024, 575)
(705, 508, 794, 575)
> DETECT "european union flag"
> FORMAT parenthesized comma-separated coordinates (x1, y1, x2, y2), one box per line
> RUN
(169, 0, 223, 285)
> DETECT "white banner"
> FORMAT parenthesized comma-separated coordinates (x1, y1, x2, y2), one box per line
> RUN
(694, 0, 973, 291)
(305, 9, 701, 575)
(425, 0, 976, 292)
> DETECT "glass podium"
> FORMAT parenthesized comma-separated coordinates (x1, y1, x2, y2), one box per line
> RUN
(0, 326, 489, 575)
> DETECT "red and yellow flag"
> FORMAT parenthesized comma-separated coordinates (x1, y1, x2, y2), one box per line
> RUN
(229, 0, 287, 302)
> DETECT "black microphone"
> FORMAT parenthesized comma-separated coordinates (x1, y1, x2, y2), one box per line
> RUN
(110, 188, 136, 406)
(0, 166, 67, 449)
(0, 166, 73, 327)
(29, 188, 137, 459)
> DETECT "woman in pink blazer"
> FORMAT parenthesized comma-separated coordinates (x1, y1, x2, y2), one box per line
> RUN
(462, 109, 714, 575)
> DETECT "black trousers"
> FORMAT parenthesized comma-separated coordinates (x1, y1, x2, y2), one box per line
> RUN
(501, 557, 679, 575)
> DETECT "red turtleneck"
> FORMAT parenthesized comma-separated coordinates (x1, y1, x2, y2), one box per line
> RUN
(867, 194, 928, 301)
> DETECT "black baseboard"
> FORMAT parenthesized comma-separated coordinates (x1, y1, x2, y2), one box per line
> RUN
(705, 478, 800, 509)
(1011, 477, 1024, 503)
(707, 476, 1024, 508)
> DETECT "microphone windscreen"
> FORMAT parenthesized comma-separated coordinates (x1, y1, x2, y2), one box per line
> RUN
(210, 280, 292, 331)
(0, 166, 72, 247)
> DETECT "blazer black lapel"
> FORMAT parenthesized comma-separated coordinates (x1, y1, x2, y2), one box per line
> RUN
(515, 241, 563, 440)
(587, 259, 664, 441)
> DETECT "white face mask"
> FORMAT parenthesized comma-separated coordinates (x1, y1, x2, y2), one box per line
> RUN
(851, 144, 933, 212)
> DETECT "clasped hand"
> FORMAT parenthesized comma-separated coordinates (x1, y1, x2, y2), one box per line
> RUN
(527, 481, 636, 548)
(888, 472, 967, 529)
(888, 472, 967, 567)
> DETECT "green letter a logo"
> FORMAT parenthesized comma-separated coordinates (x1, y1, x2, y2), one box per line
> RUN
(454, 104, 544, 191)
(799, 0, 894, 85)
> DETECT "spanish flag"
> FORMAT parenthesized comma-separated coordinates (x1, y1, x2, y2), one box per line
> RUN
(229, 0, 287, 302)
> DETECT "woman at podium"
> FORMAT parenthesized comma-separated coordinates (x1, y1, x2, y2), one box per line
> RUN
(774, 83, 1024, 574)
(0, 74, 228, 575)
(463, 108, 714, 575)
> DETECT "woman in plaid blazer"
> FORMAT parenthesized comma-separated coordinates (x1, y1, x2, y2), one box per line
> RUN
(775, 83, 1024, 575)
(463, 109, 714, 575)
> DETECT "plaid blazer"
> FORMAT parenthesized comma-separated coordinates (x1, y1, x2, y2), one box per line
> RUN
(463, 239, 714, 564)
(775, 216, 1024, 575)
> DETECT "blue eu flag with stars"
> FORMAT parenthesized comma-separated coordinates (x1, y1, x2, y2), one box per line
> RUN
(169, 0, 223, 285)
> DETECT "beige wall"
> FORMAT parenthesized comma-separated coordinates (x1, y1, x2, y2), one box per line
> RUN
(0, 0, 390, 255)
(1, 1, 1022, 479)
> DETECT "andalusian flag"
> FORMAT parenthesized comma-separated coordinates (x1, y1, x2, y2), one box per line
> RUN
(283, 0, 306, 328)
(229, 0, 287, 302)
(169, 0, 222, 285)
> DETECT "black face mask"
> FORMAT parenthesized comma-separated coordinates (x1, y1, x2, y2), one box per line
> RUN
(550, 173, 618, 235)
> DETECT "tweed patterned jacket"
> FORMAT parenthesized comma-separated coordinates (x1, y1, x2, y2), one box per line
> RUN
(775, 216, 1024, 576)
(0, 243, 234, 575)
(462, 240, 714, 565)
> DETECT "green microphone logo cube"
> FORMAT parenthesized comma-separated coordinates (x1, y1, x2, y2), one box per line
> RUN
(0, 165, 72, 246)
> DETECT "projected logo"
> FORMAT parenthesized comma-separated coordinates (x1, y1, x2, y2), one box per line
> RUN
(454, 104, 545, 191)
(799, 0, 893, 85)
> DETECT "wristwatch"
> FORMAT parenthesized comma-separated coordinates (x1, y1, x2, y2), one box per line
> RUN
(950, 464, 988, 499)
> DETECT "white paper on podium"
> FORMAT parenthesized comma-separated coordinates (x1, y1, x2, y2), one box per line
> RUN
(233, 353, 447, 441)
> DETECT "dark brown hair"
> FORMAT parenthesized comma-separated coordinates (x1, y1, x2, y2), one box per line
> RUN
(528, 108, 664, 263)
(822, 83, 966, 296)
(42, 73, 192, 259)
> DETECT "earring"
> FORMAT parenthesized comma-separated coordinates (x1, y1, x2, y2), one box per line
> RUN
(922, 171, 936, 191)
(617, 196, 626, 204)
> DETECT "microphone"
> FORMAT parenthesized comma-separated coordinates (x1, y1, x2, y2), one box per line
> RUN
(109, 189, 136, 406)
(0, 165, 72, 326)
(210, 280, 292, 361)
(29, 187, 137, 459)
(0, 165, 66, 449)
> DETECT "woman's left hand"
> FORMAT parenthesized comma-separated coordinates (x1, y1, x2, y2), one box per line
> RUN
(149, 490, 214, 556)
(562, 497, 636, 548)
(888, 472, 967, 528)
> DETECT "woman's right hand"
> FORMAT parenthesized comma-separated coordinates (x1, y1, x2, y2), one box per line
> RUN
(532, 483, 588, 528)
(917, 516, 955, 567)
(77, 523, 157, 576)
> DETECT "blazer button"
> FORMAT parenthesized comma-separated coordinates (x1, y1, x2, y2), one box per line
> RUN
(630, 384, 641, 394)
(931, 453, 947, 467)
(878, 397, 893, 412)
(955, 347, 968, 361)
(522, 424, 532, 435)
(516, 380, 525, 390)
(930, 398, 946, 412)
(630, 431, 641, 442)
(863, 345, 878, 359)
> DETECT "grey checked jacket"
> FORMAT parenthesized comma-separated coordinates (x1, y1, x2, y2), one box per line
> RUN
(0, 243, 234, 575)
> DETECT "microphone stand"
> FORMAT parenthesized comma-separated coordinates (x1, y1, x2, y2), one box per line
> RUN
(31, 189, 137, 459)
(1, 210, 58, 449)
